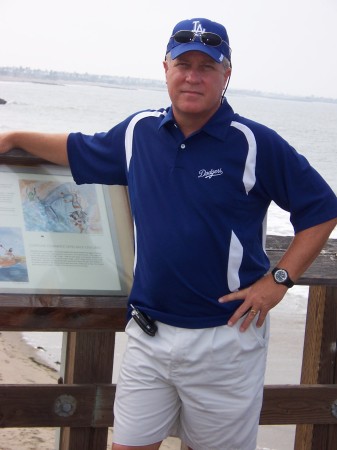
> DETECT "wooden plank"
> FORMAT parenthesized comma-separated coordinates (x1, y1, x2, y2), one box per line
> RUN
(300, 286, 328, 384)
(295, 286, 337, 450)
(0, 384, 116, 428)
(0, 306, 127, 331)
(94, 384, 116, 427)
(260, 385, 337, 425)
(294, 286, 325, 450)
(60, 428, 109, 450)
(59, 331, 116, 450)
(63, 332, 116, 383)
(0, 296, 128, 331)
(0, 385, 97, 427)
(309, 286, 337, 450)
(1, 384, 337, 428)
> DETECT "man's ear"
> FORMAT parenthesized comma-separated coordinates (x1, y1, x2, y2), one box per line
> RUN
(163, 59, 169, 74)
(223, 67, 232, 89)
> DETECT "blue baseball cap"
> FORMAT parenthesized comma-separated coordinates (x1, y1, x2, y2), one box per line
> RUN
(166, 18, 231, 63)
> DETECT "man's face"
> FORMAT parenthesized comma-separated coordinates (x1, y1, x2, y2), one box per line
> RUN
(163, 51, 230, 125)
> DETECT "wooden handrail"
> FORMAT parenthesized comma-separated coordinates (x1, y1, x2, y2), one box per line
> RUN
(0, 384, 336, 428)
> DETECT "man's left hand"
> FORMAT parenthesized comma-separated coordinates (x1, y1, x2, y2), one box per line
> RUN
(218, 274, 288, 332)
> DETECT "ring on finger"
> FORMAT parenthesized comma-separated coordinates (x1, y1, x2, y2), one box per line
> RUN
(250, 308, 258, 316)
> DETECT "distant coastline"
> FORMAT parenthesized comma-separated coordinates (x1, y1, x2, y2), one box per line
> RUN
(0, 66, 166, 92)
(1, 66, 337, 105)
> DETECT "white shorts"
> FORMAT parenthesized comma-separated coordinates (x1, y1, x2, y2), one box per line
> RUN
(113, 314, 270, 450)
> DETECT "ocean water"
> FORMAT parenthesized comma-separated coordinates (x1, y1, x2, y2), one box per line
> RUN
(0, 81, 337, 450)
(1, 80, 336, 449)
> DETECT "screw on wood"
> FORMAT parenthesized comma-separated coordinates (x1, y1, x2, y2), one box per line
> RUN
(54, 394, 77, 417)
(331, 400, 337, 419)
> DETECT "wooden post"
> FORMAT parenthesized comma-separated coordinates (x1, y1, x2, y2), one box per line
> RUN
(294, 285, 337, 450)
(59, 331, 116, 450)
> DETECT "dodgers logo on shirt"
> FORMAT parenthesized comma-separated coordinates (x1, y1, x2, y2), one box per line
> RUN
(198, 169, 223, 179)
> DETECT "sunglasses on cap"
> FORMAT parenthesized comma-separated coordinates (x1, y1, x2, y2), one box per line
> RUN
(171, 30, 227, 48)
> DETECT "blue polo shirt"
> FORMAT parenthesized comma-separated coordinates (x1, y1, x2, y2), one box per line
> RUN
(68, 99, 337, 328)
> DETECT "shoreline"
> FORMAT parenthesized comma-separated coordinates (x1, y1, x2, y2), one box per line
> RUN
(0, 331, 59, 450)
(1, 76, 337, 104)
(0, 331, 59, 383)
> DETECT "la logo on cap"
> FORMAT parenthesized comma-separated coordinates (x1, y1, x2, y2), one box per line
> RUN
(191, 21, 206, 33)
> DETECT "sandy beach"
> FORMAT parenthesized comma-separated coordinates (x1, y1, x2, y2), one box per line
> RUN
(0, 331, 59, 450)
(0, 331, 183, 450)
(0, 305, 306, 450)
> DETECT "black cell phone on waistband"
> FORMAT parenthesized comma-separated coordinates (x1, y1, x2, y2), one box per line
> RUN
(130, 304, 158, 337)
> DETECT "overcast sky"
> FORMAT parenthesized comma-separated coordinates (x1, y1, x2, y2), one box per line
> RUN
(1, 0, 336, 98)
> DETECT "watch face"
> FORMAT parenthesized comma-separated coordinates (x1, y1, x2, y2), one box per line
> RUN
(274, 269, 288, 283)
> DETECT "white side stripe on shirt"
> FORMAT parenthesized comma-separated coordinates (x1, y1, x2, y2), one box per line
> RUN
(230, 121, 257, 194)
(124, 110, 167, 272)
(125, 110, 167, 170)
(227, 230, 244, 292)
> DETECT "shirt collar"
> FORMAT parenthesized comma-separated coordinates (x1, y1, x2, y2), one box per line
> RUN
(159, 107, 175, 128)
(159, 99, 235, 141)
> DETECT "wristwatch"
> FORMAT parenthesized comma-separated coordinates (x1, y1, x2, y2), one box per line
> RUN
(271, 267, 294, 288)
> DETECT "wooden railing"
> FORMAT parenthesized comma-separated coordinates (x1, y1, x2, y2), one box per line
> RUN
(0, 234, 336, 450)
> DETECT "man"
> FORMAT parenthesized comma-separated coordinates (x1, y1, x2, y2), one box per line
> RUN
(1, 17, 337, 450)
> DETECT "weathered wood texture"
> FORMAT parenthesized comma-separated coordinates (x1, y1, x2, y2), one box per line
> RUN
(1, 384, 336, 428)
(59, 332, 116, 450)
(261, 385, 337, 425)
(294, 285, 337, 450)
(0, 385, 108, 427)
(0, 296, 128, 331)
